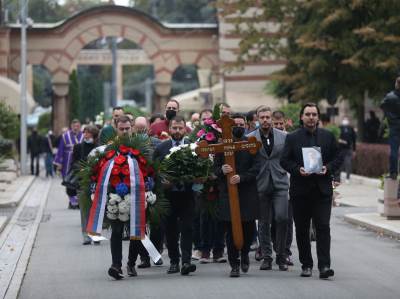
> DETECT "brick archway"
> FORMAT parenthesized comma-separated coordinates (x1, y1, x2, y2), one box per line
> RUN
(2, 5, 218, 132)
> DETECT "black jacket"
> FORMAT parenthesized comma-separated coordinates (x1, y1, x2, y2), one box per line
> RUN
(214, 137, 261, 221)
(381, 90, 400, 131)
(280, 127, 343, 198)
(339, 125, 357, 151)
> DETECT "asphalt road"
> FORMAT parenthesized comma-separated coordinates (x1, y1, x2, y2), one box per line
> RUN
(18, 179, 400, 299)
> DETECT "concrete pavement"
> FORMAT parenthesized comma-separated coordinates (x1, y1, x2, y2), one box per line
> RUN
(14, 178, 400, 299)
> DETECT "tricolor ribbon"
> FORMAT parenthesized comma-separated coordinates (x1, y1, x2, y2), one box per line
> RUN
(127, 156, 146, 240)
(86, 159, 114, 236)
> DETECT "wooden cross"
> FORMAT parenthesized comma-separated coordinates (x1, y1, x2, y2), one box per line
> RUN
(195, 114, 261, 250)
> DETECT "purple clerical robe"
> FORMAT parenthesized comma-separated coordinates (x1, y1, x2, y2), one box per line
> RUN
(54, 130, 83, 177)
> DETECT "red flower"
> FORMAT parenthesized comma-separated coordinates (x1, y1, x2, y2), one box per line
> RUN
(110, 175, 121, 188)
(91, 175, 97, 181)
(92, 164, 99, 174)
(130, 148, 140, 156)
(114, 154, 127, 165)
(105, 150, 116, 160)
(111, 165, 121, 176)
(121, 164, 130, 176)
(138, 155, 147, 166)
(119, 145, 130, 155)
(123, 176, 131, 186)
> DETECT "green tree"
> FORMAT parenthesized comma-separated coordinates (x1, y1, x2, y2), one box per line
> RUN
(0, 102, 19, 139)
(37, 112, 51, 135)
(69, 70, 81, 121)
(219, 0, 400, 135)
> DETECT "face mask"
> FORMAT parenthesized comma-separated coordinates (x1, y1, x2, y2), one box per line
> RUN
(84, 138, 94, 144)
(255, 121, 260, 128)
(166, 110, 177, 120)
(232, 127, 245, 139)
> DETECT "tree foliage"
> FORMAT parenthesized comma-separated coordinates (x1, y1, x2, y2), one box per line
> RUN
(69, 70, 81, 121)
(219, 0, 400, 131)
(0, 102, 19, 139)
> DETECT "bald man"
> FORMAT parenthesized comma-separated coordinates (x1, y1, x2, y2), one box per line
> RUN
(134, 116, 149, 133)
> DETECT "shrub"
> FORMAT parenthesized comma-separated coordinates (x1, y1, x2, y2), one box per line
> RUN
(37, 112, 51, 135)
(0, 135, 13, 158)
(352, 143, 389, 178)
(0, 102, 19, 139)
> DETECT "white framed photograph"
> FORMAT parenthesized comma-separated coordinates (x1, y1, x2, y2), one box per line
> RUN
(302, 147, 323, 174)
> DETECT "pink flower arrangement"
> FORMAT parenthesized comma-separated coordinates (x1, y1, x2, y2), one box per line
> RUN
(205, 132, 216, 141)
(197, 129, 206, 137)
(211, 124, 222, 133)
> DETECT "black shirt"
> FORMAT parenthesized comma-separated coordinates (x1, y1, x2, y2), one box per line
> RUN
(260, 129, 274, 156)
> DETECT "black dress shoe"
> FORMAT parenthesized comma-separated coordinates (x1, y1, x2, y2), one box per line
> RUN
(259, 259, 272, 270)
(167, 263, 180, 274)
(319, 267, 334, 279)
(181, 263, 196, 275)
(127, 264, 137, 277)
(154, 258, 163, 266)
(278, 263, 288, 271)
(300, 267, 312, 277)
(108, 266, 124, 280)
(230, 266, 240, 278)
(138, 260, 151, 269)
(240, 255, 250, 273)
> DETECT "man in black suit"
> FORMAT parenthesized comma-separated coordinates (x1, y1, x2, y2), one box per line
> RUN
(153, 115, 197, 276)
(214, 113, 261, 277)
(280, 103, 342, 280)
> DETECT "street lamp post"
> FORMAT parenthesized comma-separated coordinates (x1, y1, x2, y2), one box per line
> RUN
(19, 0, 28, 175)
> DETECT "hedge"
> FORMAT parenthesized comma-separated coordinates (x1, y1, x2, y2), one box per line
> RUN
(352, 143, 389, 178)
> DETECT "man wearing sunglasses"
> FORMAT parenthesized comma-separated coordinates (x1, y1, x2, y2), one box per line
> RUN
(280, 103, 342, 280)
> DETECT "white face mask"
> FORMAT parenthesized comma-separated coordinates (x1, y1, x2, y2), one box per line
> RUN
(84, 138, 94, 144)
(342, 119, 349, 126)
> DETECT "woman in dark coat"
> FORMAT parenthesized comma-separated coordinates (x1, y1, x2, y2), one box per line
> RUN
(213, 114, 261, 277)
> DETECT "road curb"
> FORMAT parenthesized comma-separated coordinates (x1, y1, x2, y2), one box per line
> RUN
(0, 176, 35, 208)
(344, 213, 400, 240)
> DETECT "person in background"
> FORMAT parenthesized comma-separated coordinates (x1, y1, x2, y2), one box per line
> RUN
(338, 117, 357, 183)
(220, 103, 232, 117)
(190, 112, 200, 129)
(42, 130, 57, 177)
(27, 128, 42, 176)
(71, 125, 100, 245)
(364, 110, 381, 144)
(381, 76, 400, 179)
(150, 113, 165, 126)
(272, 111, 287, 132)
(54, 119, 83, 208)
(246, 110, 258, 133)
(99, 106, 124, 144)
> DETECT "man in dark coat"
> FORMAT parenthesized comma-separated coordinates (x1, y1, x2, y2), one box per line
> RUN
(280, 103, 342, 280)
(381, 76, 400, 179)
(153, 115, 197, 276)
(27, 128, 43, 176)
(214, 113, 261, 277)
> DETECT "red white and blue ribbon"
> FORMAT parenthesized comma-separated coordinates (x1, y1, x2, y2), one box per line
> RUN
(86, 159, 114, 236)
(127, 156, 146, 240)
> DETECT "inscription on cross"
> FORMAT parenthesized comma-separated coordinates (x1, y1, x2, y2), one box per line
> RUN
(195, 114, 261, 249)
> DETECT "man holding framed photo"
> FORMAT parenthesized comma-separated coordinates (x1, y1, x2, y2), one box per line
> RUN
(280, 103, 343, 279)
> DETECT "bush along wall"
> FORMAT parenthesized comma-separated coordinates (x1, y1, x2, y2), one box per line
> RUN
(352, 143, 389, 178)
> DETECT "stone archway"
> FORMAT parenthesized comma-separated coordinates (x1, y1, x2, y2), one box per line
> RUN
(3, 5, 218, 133)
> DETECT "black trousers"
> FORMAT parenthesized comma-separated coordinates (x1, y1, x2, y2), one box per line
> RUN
(165, 191, 194, 264)
(30, 153, 40, 176)
(139, 222, 165, 262)
(225, 221, 255, 266)
(110, 220, 141, 268)
(291, 192, 332, 270)
(272, 200, 293, 256)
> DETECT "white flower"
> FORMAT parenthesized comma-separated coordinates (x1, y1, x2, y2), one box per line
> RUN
(106, 212, 118, 220)
(107, 204, 118, 213)
(181, 144, 189, 148)
(169, 146, 181, 154)
(118, 213, 129, 222)
(165, 154, 171, 159)
(119, 201, 130, 214)
(190, 143, 198, 151)
(145, 191, 157, 205)
(124, 194, 131, 202)
(90, 194, 95, 201)
(192, 151, 197, 157)
(109, 193, 122, 204)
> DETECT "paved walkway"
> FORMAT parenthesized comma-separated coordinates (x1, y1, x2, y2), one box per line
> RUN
(14, 178, 400, 299)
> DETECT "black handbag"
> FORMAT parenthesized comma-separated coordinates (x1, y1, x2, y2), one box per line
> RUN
(62, 170, 79, 190)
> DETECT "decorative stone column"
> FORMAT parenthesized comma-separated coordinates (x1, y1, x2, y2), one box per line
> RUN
(154, 81, 171, 112)
(52, 83, 69, 135)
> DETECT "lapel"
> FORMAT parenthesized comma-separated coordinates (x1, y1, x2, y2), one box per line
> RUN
(254, 129, 269, 159)
(269, 128, 280, 158)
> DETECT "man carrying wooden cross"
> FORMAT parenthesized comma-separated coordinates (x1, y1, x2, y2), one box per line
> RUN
(211, 113, 261, 277)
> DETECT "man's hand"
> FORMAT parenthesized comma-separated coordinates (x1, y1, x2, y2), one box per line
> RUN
(230, 175, 240, 185)
(317, 166, 327, 176)
(222, 164, 233, 175)
(300, 167, 310, 176)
